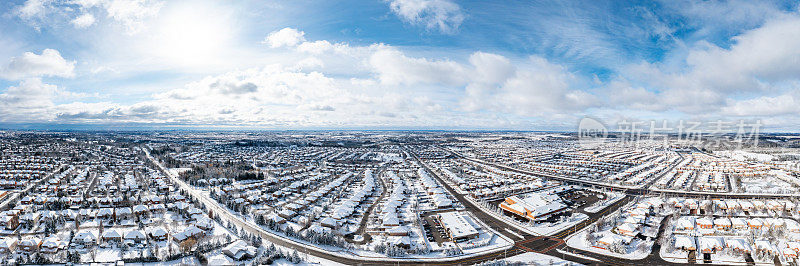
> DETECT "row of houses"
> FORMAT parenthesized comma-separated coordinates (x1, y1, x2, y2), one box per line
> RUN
(673, 216, 800, 234)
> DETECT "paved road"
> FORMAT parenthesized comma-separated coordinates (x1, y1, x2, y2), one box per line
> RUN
(441, 146, 800, 199)
(145, 148, 539, 265)
(147, 143, 752, 266)
(0, 164, 65, 211)
(404, 147, 606, 265)
(437, 146, 800, 265)
(345, 165, 389, 245)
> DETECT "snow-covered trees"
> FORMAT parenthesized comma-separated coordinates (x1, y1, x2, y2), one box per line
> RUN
(609, 241, 626, 254)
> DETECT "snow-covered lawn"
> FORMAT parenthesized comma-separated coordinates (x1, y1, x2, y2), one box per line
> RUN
(528, 213, 589, 235)
(566, 228, 654, 260)
(484, 251, 583, 266)
(658, 238, 756, 265)
(167, 167, 193, 177)
(715, 150, 775, 162)
(584, 192, 624, 213)
(96, 256, 199, 265)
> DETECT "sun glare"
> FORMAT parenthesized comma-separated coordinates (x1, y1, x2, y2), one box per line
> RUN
(151, 2, 233, 66)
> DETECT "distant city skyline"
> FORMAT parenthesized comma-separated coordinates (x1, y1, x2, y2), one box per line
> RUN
(1, 0, 800, 131)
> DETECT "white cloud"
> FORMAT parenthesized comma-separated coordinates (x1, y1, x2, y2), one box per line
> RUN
(604, 13, 800, 116)
(102, 0, 164, 33)
(601, 14, 800, 117)
(0, 78, 58, 108)
(369, 47, 467, 86)
(0, 78, 62, 122)
(143, 65, 348, 124)
(293, 57, 324, 70)
(366, 46, 594, 116)
(388, 0, 465, 33)
(13, 0, 163, 34)
(12, 8, 800, 129)
(463, 56, 596, 115)
(264, 27, 306, 48)
(72, 0, 105, 8)
(605, 76, 725, 113)
(71, 13, 96, 28)
(295, 40, 359, 55)
(0, 49, 76, 80)
(722, 93, 800, 117)
(42, 60, 478, 127)
(468, 52, 515, 85)
(13, 0, 49, 20)
(685, 14, 800, 91)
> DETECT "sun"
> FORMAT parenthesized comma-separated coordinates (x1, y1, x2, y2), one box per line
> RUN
(149, 1, 234, 66)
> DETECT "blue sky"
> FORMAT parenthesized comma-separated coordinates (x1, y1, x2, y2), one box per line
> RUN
(1, 0, 800, 131)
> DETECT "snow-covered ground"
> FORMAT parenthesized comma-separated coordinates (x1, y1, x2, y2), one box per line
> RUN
(167, 167, 193, 177)
(566, 227, 654, 260)
(564, 197, 668, 260)
(482, 251, 583, 266)
(78, 256, 200, 265)
(715, 150, 775, 162)
(528, 213, 589, 235)
(584, 192, 624, 213)
(659, 214, 800, 265)
(739, 171, 797, 194)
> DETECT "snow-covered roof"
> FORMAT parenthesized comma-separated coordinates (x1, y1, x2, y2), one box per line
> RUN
(674, 235, 695, 250)
(713, 217, 731, 226)
(0, 237, 17, 249)
(699, 237, 723, 251)
(439, 212, 478, 239)
(389, 235, 411, 247)
(124, 230, 146, 240)
(676, 216, 695, 229)
(222, 240, 256, 261)
(102, 229, 121, 239)
(726, 238, 750, 251)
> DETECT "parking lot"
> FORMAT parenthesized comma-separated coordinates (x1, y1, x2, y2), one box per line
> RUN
(421, 215, 450, 244)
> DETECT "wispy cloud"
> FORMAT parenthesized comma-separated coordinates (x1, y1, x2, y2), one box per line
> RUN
(387, 0, 465, 34)
(2, 0, 800, 130)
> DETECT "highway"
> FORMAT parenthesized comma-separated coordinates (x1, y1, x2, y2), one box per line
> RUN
(404, 147, 615, 265)
(144, 147, 542, 265)
(143, 142, 764, 265)
(440, 146, 800, 199)
(431, 145, 799, 265)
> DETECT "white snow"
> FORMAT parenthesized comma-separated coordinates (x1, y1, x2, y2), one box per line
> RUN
(487, 251, 583, 266)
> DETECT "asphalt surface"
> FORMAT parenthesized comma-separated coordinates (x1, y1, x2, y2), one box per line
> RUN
(345, 165, 389, 245)
(0, 164, 65, 211)
(405, 147, 610, 265)
(442, 146, 800, 200)
(147, 148, 546, 265)
(431, 146, 777, 265)
(143, 144, 788, 266)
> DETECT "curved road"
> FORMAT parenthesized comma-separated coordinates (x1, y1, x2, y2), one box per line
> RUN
(145, 148, 546, 265)
(440, 146, 800, 199)
(145, 143, 772, 266)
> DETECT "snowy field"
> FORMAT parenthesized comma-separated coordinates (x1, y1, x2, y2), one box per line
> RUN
(528, 213, 589, 235)
(480, 251, 583, 266)
(584, 192, 624, 213)
(738, 171, 797, 194)
(715, 150, 775, 162)
(566, 228, 654, 260)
